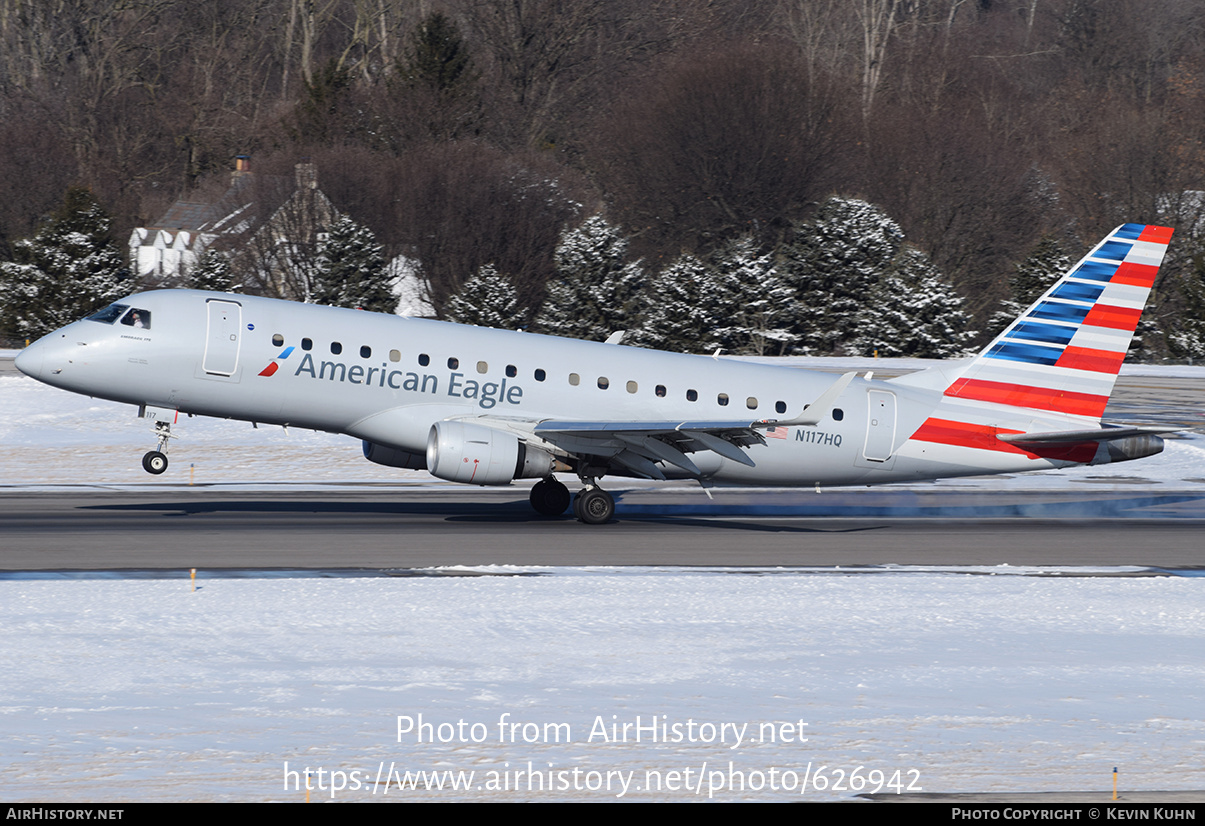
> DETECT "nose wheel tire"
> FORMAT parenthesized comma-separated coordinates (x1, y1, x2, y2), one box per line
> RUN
(142, 450, 168, 475)
(575, 488, 615, 525)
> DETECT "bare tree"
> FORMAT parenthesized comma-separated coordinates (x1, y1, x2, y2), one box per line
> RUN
(384, 141, 586, 315)
(590, 42, 854, 258)
(465, 0, 745, 149)
(856, 0, 904, 121)
(778, 0, 860, 92)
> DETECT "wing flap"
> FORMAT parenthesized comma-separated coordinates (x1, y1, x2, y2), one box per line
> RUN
(533, 418, 765, 475)
(618, 434, 701, 475)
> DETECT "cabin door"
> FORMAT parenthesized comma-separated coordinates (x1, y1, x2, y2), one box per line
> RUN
(203, 299, 242, 376)
(862, 390, 897, 462)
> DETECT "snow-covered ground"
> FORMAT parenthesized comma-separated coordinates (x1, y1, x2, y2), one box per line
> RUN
(3, 361, 1204, 801)
(3, 572, 1203, 802)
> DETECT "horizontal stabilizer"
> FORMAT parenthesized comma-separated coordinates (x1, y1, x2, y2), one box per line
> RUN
(997, 425, 1179, 446)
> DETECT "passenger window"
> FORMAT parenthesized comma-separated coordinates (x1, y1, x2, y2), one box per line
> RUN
(120, 309, 151, 329)
(506, 365, 517, 378)
(833, 408, 845, 421)
(568, 373, 580, 386)
(360, 345, 371, 358)
(655, 385, 667, 397)
(477, 361, 488, 374)
(597, 377, 610, 390)
(746, 397, 758, 410)
(389, 349, 401, 362)
(717, 393, 729, 406)
(448, 357, 459, 369)
(331, 342, 343, 355)
(419, 353, 430, 366)
(535, 369, 546, 382)
(686, 389, 698, 402)
(775, 401, 787, 414)
(626, 381, 638, 394)
(302, 338, 312, 351)
(272, 334, 284, 347)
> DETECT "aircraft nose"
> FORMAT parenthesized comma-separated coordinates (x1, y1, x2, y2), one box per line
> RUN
(14, 330, 81, 386)
(14, 339, 45, 379)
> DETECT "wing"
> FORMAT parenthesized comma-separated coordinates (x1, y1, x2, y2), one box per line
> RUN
(532, 418, 764, 479)
(527, 371, 857, 480)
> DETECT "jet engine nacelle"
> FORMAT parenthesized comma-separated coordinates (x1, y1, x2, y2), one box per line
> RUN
(362, 440, 427, 470)
(426, 421, 556, 485)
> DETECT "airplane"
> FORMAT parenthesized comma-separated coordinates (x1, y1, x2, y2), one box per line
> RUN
(15, 223, 1177, 524)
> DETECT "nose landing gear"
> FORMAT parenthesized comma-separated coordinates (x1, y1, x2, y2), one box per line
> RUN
(139, 407, 177, 475)
(142, 447, 168, 474)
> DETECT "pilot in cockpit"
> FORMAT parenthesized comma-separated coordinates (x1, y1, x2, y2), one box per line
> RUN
(125, 311, 145, 329)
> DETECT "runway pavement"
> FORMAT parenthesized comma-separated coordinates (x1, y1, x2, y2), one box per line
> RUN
(3, 488, 1205, 571)
(5, 359, 1204, 572)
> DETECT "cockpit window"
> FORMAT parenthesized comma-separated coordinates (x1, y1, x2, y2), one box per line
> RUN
(119, 308, 151, 329)
(86, 303, 129, 324)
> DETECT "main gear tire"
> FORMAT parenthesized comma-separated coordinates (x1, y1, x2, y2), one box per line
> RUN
(576, 488, 615, 525)
(529, 479, 571, 516)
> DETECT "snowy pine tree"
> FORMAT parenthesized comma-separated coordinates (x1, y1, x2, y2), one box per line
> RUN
(310, 215, 395, 313)
(706, 236, 795, 355)
(402, 11, 476, 96)
(535, 216, 644, 341)
(853, 246, 977, 358)
(1128, 314, 1163, 362)
(986, 235, 1071, 338)
(443, 265, 526, 329)
(0, 187, 128, 339)
(1167, 257, 1205, 358)
(780, 197, 904, 355)
(186, 250, 239, 293)
(632, 254, 730, 353)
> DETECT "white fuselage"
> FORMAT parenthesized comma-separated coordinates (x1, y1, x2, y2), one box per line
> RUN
(15, 289, 1110, 488)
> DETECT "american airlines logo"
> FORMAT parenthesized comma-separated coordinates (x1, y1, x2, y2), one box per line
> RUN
(257, 346, 294, 377)
(268, 351, 525, 410)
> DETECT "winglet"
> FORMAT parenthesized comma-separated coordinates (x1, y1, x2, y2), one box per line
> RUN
(756, 371, 856, 428)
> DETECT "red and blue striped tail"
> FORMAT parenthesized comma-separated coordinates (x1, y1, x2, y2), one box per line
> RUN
(943, 224, 1173, 423)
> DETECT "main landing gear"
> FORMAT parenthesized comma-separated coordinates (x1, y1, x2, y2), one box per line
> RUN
(529, 478, 571, 516)
(142, 420, 173, 475)
(573, 486, 615, 525)
(528, 477, 616, 524)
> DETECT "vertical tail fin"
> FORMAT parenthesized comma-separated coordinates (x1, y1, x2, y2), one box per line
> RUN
(943, 224, 1173, 422)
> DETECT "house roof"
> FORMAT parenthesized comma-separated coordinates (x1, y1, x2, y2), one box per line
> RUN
(153, 200, 223, 231)
(146, 173, 263, 234)
(133, 163, 329, 258)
